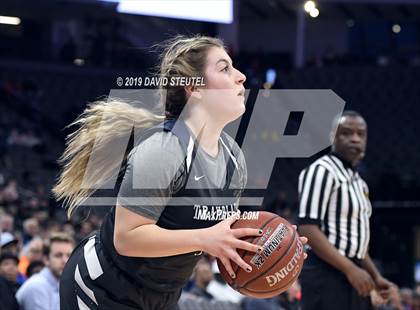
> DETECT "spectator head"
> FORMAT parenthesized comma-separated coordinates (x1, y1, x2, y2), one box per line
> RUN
(62, 223, 75, 238)
(0, 232, 19, 255)
(0, 213, 14, 233)
(47, 220, 61, 234)
(415, 283, 420, 295)
(2, 179, 18, 202)
(28, 197, 40, 209)
(43, 233, 74, 279)
(194, 259, 213, 289)
(26, 260, 44, 278)
(26, 237, 43, 262)
(23, 218, 39, 238)
(33, 210, 48, 224)
(0, 253, 19, 282)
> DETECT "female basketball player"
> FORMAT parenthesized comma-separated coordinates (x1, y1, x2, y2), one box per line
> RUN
(54, 35, 306, 309)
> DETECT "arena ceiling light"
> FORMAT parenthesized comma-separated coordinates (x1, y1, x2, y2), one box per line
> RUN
(304, 1, 316, 13)
(309, 8, 320, 18)
(392, 24, 401, 34)
(0, 16, 21, 25)
(303, 1, 320, 18)
(101, 0, 233, 24)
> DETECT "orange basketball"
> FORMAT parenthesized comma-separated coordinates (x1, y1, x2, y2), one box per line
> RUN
(217, 211, 305, 298)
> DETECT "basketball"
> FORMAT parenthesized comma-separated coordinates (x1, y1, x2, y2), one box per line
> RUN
(217, 211, 305, 298)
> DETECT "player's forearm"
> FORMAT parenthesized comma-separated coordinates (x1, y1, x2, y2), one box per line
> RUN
(114, 224, 206, 257)
(360, 253, 381, 280)
(299, 224, 355, 275)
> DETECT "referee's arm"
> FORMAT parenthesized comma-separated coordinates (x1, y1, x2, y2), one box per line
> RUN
(297, 165, 375, 297)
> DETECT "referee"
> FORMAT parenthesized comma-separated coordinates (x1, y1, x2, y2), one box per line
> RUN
(298, 111, 393, 310)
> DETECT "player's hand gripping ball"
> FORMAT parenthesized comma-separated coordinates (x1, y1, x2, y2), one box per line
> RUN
(217, 211, 305, 298)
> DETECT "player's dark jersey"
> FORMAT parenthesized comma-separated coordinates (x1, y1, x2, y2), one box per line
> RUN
(60, 118, 247, 309)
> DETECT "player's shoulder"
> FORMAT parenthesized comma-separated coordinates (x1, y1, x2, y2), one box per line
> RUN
(130, 131, 184, 162)
(140, 131, 182, 151)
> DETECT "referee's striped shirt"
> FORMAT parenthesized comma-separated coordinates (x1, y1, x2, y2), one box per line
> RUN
(298, 153, 372, 259)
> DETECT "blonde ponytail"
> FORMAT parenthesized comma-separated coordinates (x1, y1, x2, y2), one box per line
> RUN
(52, 99, 164, 217)
(54, 35, 226, 218)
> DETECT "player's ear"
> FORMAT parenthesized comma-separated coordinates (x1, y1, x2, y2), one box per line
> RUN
(185, 85, 202, 100)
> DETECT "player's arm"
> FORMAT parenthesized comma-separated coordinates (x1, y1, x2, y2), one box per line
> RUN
(114, 138, 260, 277)
(114, 205, 261, 276)
(297, 165, 374, 296)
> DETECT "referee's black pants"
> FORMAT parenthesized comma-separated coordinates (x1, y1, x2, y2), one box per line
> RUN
(300, 251, 373, 310)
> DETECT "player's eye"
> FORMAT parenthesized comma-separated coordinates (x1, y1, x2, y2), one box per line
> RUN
(221, 66, 229, 73)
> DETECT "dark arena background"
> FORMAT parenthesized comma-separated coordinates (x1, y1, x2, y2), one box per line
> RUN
(0, 0, 419, 309)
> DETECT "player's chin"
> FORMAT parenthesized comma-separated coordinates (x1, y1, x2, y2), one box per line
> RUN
(221, 100, 245, 123)
(236, 96, 246, 110)
(229, 105, 246, 122)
